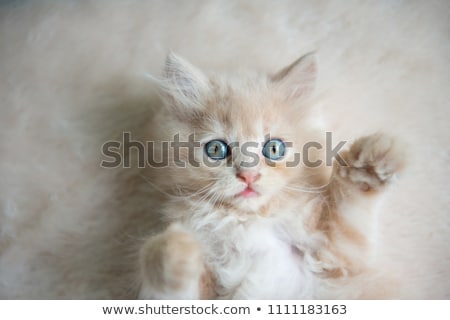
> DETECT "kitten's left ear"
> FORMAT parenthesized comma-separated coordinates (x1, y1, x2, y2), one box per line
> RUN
(160, 52, 210, 113)
(271, 53, 317, 100)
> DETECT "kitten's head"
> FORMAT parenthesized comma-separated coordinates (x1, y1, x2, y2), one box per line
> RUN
(154, 53, 324, 214)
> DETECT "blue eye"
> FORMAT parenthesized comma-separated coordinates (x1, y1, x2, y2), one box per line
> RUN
(262, 139, 286, 160)
(205, 140, 229, 160)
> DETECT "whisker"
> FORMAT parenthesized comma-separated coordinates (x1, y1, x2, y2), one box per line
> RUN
(139, 174, 215, 200)
(139, 174, 178, 198)
(284, 182, 330, 194)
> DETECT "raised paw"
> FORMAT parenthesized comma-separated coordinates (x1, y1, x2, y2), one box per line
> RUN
(139, 224, 203, 299)
(335, 133, 405, 192)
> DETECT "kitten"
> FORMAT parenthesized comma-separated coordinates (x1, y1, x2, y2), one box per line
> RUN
(137, 53, 404, 299)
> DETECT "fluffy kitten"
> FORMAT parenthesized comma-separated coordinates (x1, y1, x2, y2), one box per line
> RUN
(137, 53, 404, 299)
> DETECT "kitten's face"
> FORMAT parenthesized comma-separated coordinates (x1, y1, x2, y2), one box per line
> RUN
(186, 87, 307, 213)
(158, 53, 318, 213)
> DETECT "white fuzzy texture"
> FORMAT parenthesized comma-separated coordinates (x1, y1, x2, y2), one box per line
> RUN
(160, 196, 321, 299)
(202, 218, 314, 299)
(0, 0, 449, 298)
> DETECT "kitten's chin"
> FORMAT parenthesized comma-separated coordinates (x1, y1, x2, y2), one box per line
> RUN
(231, 193, 268, 213)
(234, 197, 263, 214)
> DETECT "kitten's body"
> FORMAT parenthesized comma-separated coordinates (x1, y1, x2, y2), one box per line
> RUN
(137, 54, 403, 299)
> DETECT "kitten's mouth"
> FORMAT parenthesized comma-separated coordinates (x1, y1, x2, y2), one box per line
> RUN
(237, 187, 259, 198)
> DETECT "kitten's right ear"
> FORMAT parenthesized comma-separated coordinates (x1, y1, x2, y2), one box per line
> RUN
(271, 53, 317, 100)
(159, 53, 210, 113)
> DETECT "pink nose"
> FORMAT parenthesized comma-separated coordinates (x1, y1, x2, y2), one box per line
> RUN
(236, 171, 261, 184)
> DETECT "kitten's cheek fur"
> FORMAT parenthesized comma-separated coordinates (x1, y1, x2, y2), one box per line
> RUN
(138, 224, 204, 299)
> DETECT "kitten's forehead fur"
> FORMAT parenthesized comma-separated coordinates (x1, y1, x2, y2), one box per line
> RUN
(200, 77, 286, 140)
(160, 52, 317, 141)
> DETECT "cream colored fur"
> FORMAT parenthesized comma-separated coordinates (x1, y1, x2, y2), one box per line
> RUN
(0, 0, 448, 299)
(137, 53, 402, 299)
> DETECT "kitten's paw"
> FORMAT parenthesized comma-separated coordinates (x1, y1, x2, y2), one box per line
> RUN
(139, 224, 203, 298)
(335, 133, 405, 192)
(160, 224, 203, 290)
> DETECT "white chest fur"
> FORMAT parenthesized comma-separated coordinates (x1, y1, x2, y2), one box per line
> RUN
(191, 216, 316, 299)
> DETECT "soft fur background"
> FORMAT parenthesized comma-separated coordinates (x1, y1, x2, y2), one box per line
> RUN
(0, 0, 448, 298)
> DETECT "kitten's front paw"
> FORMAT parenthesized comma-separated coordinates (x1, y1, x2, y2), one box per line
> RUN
(139, 224, 203, 298)
(335, 133, 405, 192)
(161, 224, 203, 289)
